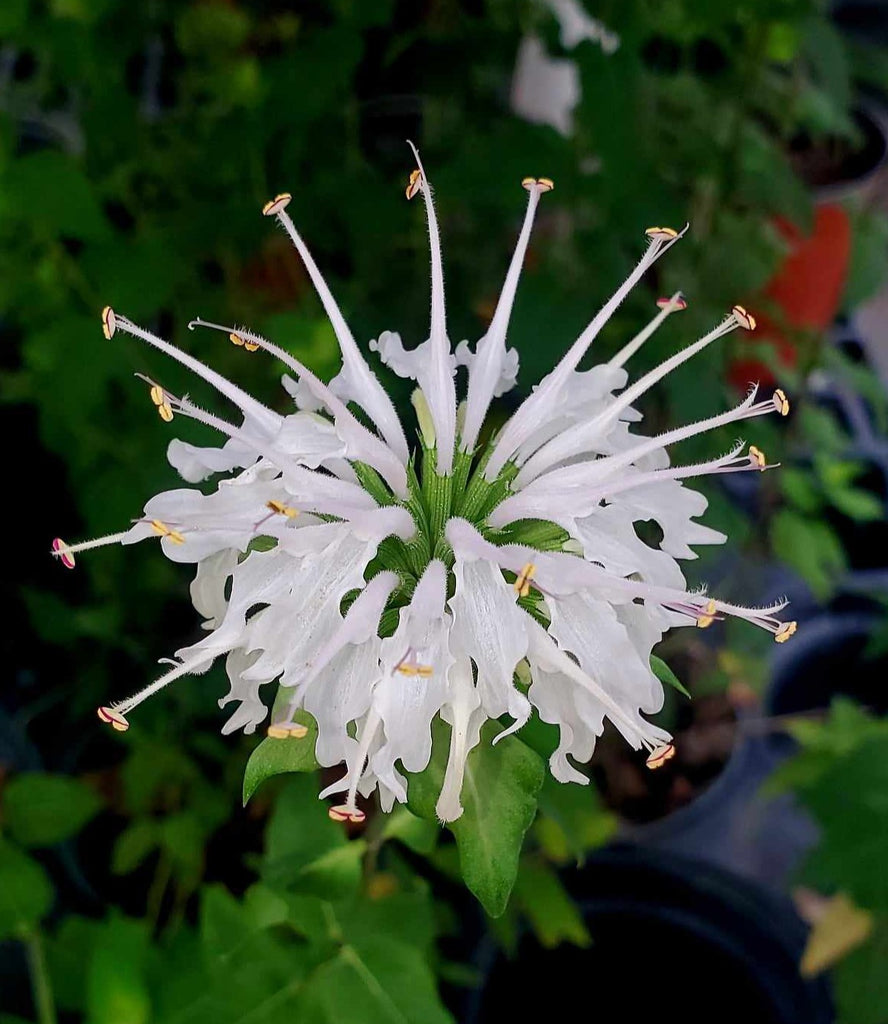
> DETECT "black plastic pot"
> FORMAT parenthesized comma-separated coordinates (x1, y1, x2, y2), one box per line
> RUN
(468, 846, 832, 1024)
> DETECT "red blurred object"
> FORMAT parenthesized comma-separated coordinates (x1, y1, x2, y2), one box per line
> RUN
(729, 204, 851, 390)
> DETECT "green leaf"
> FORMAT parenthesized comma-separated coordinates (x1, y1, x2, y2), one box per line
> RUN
(650, 655, 691, 698)
(832, 915, 888, 1024)
(407, 721, 545, 916)
(381, 807, 439, 856)
(1, 151, 110, 241)
(534, 773, 616, 864)
(0, 0, 26, 32)
(796, 736, 888, 910)
(514, 857, 590, 948)
(0, 840, 53, 940)
(261, 774, 361, 896)
(770, 509, 846, 599)
(301, 936, 454, 1024)
(2, 773, 102, 847)
(86, 916, 151, 1024)
(243, 711, 319, 804)
(112, 820, 160, 875)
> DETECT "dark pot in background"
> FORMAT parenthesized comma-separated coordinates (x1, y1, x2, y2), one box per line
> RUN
(469, 846, 833, 1024)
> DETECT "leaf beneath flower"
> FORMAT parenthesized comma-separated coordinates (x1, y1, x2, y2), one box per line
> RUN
(407, 720, 545, 917)
(242, 711, 319, 805)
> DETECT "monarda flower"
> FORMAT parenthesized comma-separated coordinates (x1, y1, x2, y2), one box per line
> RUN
(53, 148, 795, 823)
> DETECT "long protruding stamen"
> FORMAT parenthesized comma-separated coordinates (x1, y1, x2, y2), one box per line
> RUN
(142, 377, 378, 517)
(51, 532, 132, 568)
(111, 313, 281, 433)
(407, 142, 457, 475)
(483, 225, 687, 480)
(516, 311, 744, 486)
(267, 200, 409, 463)
(187, 318, 407, 498)
(461, 178, 548, 453)
(609, 292, 687, 369)
(498, 388, 783, 514)
(97, 656, 211, 731)
(329, 709, 381, 824)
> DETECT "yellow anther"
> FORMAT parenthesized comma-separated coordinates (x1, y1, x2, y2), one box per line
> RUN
(696, 599, 718, 629)
(415, 665, 434, 678)
(150, 520, 184, 544)
(405, 169, 422, 201)
(157, 403, 174, 423)
(748, 445, 767, 470)
(522, 176, 554, 193)
(149, 384, 166, 407)
(266, 500, 299, 518)
(514, 562, 537, 598)
(775, 621, 798, 644)
(101, 306, 117, 339)
(329, 804, 366, 824)
(229, 332, 245, 347)
(645, 226, 678, 240)
(397, 663, 417, 676)
(773, 389, 790, 417)
(244, 341, 260, 352)
(732, 304, 757, 331)
(262, 193, 292, 216)
(267, 722, 309, 739)
(97, 706, 129, 732)
(646, 743, 676, 770)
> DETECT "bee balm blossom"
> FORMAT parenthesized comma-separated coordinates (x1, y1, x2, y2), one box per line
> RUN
(53, 148, 795, 823)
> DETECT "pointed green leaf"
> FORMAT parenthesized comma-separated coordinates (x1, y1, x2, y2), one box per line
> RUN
(407, 721, 545, 916)
(650, 655, 691, 698)
(243, 711, 319, 804)
(0, 840, 53, 939)
(3, 772, 102, 847)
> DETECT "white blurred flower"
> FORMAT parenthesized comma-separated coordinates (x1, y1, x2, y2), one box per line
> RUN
(55, 154, 794, 823)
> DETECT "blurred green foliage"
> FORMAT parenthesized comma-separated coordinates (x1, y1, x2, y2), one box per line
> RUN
(3, 0, 888, 1020)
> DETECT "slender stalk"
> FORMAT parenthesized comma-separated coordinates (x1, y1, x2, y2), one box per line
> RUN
(25, 930, 57, 1024)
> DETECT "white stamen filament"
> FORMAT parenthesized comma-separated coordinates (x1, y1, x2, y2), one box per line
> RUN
(608, 291, 684, 368)
(272, 210, 409, 463)
(52, 531, 132, 557)
(484, 226, 688, 480)
(515, 313, 741, 485)
(111, 656, 211, 718)
(114, 316, 280, 433)
(187, 318, 408, 498)
(461, 183, 543, 452)
(408, 141, 457, 475)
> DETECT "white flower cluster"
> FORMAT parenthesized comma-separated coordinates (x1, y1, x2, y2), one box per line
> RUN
(54, 149, 794, 823)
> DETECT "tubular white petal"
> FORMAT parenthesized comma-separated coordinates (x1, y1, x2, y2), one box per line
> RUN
(484, 226, 687, 479)
(514, 313, 740, 486)
(272, 208, 409, 463)
(436, 658, 484, 822)
(461, 184, 543, 452)
(448, 538, 531, 729)
(188, 319, 408, 497)
(525, 618, 671, 751)
(408, 142, 457, 474)
(504, 387, 768, 508)
(299, 570, 399, 689)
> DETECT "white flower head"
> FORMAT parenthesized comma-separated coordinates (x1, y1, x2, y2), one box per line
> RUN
(55, 157, 795, 823)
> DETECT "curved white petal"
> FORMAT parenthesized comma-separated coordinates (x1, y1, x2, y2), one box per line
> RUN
(448, 533, 530, 727)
